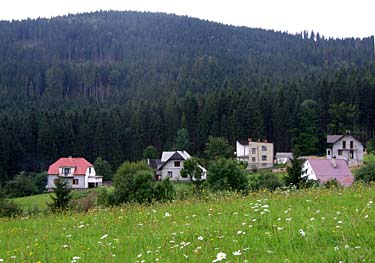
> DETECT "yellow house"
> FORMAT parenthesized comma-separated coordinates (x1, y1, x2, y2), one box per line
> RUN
(248, 139, 274, 170)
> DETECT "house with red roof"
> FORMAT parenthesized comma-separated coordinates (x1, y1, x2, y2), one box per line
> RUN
(47, 157, 102, 190)
(302, 158, 354, 187)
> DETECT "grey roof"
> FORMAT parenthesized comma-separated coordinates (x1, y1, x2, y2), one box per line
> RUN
(237, 140, 249, 146)
(276, 152, 294, 159)
(157, 151, 186, 171)
(327, 135, 344, 144)
(147, 159, 162, 170)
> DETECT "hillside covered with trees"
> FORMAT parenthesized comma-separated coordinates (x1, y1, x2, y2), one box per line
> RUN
(0, 11, 375, 183)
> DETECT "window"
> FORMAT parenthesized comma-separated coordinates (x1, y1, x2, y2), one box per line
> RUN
(252, 157, 256, 162)
(262, 163, 267, 167)
(350, 141, 353, 149)
(327, 150, 331, 156)
(262, 146, 267, 151)
(342, 141, 346, 149)
(174, 161, 180, 167)
(338, 150, 343, 155)
(350, 150, 354, 159)
(89, 167, 92, 174)
(167, 171, 173, 178)
(73, 179, 79, 185)
(63, 168, 71, 175)
(262, 155, 267, 161)
(252, 148, 256, 154)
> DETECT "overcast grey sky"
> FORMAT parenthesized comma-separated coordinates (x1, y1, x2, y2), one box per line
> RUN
(0, 0, 374, 38)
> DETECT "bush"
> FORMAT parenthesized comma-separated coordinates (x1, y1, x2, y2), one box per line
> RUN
(113, 161, 155, 203)
(153, 178, 175, 201)
(207, 158, 248, 192)
(0, 199, 22, 217)
(97, 188, 118, 206)
(324, 178, 342, 188)
(355, 162, 375, 183)
(4, 171, 47, 198)
(248, 172, 283, 191)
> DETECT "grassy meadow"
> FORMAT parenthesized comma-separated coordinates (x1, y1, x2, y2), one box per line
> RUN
(1, 184, 375, 262)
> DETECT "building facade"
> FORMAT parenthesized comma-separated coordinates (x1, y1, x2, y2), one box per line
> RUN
(326, 131, 364, 167)
(248, 139, 274, 170)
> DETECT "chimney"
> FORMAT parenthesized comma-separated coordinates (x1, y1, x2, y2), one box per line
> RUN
(68, 156, 72, 158)
(257, 139, 260, 142)
(263, 139, 268, 143)
(331, 155, 337, 168)
(345, 130, 351, 135)
(248, 138, 252, 142)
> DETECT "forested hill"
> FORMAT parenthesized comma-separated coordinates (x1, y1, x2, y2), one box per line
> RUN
(0, 10, 374, 100)
(1, 11, 375, 183)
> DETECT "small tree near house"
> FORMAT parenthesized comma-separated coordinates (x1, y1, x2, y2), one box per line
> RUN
(180, 158, 204, 190)
(48, 178, 72, 211)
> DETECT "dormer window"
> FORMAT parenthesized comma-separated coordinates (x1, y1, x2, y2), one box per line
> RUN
(64, 168, 71, 175)
(174, 161, 180, 167)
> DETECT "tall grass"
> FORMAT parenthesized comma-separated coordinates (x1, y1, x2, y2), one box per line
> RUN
(1, 184, 374, 262)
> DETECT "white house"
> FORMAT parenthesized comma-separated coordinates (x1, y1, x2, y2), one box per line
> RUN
(236, 140, 249, 165)
(276, 152, 293, 164)
(157, 151, 207, 181)
(326, 131, 364, 167)
(302, 158, 354, 187)
(47, 157, 102, 190)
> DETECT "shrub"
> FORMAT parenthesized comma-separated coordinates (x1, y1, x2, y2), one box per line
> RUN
(207, 158, 248, 192)
(324, 178, 342, 188)
(97, 188, 118, 206)
(113, 161, 154, 203)
(355, 162, 375, 183)
(153, 178, 175, 201)
(5, 172, 38, 198)
(0, 199, 22, 217)
(248, 172, 283, 191)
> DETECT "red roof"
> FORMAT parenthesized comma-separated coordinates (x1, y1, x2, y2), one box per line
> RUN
(307, 159, 354, 187)
(47, 157, 93, 175)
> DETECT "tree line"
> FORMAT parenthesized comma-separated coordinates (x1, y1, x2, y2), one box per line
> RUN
(0, 11, 375, 184)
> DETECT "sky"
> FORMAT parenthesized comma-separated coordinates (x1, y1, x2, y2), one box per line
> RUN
(0, 0, 374, 39)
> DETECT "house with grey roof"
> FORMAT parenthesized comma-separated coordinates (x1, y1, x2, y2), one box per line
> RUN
(157, 151, 207, 181)
(326, 131, 363, 167)
(302, 158, 354, 186)
(276, 152, 293, 164)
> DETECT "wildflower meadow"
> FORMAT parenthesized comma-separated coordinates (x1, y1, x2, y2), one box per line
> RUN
(1, 184, 375, 262)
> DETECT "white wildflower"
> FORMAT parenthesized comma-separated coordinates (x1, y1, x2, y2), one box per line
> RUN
(233, 250, 242, 256)
(197, 236, 204, 241)
(100, 234, 108, 239)
(212, 252, 227, 262)
(299, 229, 305, 237)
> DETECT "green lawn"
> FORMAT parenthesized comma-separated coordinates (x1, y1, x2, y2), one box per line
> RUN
(2, 184, 375, 262)
(11, 192, 53, 210)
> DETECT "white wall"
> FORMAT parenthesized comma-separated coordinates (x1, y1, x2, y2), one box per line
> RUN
(47, 175, 86, 189)
(302, 160, 316, 181)
(330, 135, 363, 166)
(160, 160, 190, 181)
